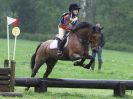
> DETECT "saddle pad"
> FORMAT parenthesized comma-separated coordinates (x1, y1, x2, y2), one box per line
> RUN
(49, 38, 69, 49)
(49, 40, 58, 49)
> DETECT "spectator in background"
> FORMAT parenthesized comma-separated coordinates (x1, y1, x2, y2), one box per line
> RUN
(91, 23, 105, 71)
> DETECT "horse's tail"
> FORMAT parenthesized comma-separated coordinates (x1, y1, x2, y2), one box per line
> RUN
(31, 43, 42, 70)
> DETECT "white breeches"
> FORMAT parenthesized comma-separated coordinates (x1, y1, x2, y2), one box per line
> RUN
(57, 27, 65, 40)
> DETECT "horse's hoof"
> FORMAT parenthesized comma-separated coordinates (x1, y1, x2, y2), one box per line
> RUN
(84, 67, 90, 69)
(73, 62, 79, 66)
(83, 64, 91, 69)
(73, 61, 83, 66)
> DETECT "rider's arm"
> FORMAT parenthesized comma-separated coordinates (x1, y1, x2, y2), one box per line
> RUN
(59, 15, 71, 31)
(71, 19, 79, 29)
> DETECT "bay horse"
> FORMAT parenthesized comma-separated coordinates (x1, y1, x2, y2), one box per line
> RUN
(25, 22, 101, 90)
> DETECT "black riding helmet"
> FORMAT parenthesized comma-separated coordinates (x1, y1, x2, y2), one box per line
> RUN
(69, 3, 81, 12)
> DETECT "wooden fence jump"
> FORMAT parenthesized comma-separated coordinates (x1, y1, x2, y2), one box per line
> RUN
(0, 60, 22, 97)
(15, 77, 133, 97)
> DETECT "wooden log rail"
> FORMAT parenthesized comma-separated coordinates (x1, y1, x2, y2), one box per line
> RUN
(15, 78, 133, 97)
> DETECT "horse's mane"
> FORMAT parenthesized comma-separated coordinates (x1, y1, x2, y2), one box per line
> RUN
(72, 22, 93, 33)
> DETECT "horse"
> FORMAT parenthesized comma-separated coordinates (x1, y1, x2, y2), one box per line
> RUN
(25, 22, 101, 90)
(73, 24, 103, 67)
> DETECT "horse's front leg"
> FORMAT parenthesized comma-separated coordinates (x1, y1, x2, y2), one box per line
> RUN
(69, 52, 85, 66)
(70, 51, 92, 67)
(73, 58, 86, 66)
(83, 54, 94, 69)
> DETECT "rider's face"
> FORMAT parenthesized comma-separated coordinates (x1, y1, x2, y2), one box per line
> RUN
(72, 9, 79, 15)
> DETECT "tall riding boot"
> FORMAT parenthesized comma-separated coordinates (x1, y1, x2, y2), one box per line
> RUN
(98, 61, 102, 71)
(57, 38, 63, 56)
(91, 61, 95, 70)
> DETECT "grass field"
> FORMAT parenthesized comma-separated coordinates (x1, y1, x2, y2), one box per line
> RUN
(0, 38, 133, 99)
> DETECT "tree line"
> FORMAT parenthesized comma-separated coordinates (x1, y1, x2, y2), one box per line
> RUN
(0, 0, 133, 52)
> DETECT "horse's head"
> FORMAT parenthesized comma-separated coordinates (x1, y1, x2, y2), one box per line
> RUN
(72, 22, 93, 44)
(70, 22, 102, 52)
(90, 26, 102, 51)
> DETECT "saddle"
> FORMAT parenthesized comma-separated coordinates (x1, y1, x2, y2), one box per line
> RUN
(49, 33, 69, 49)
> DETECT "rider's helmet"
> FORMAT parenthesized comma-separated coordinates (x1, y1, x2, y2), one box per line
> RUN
(69, 3, 81, 12)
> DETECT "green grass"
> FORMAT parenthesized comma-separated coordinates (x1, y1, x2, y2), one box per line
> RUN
(0, 38, 133, 99)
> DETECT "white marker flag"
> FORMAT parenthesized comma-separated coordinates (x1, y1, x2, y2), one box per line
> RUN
(6, 16, 16, 61)
(7, 16, 16, 25)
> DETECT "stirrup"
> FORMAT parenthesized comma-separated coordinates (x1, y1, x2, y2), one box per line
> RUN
(57, 50, 63, 56)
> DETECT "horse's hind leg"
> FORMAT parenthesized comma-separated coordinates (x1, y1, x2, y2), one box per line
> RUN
(25, 62, 44, 91)
(31, 62, 43, 77)
(43, 59, 57, 78)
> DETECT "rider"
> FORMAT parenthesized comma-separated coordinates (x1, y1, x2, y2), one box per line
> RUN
(57, 3, 81, 56)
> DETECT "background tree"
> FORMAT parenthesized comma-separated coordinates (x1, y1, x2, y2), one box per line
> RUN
(0, 0, 132, 51)
(11, 0, 38, 33)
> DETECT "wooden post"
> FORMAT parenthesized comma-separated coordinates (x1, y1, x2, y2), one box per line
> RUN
(0, 68, 11, 92)
(10, 60, 16, 92)
(34, 81, 47, 93)
(4, 59, 10, 67)
(114, 82, 125, 97)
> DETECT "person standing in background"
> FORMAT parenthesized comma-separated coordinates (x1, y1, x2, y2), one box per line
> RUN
(91, 23, 105, 71)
